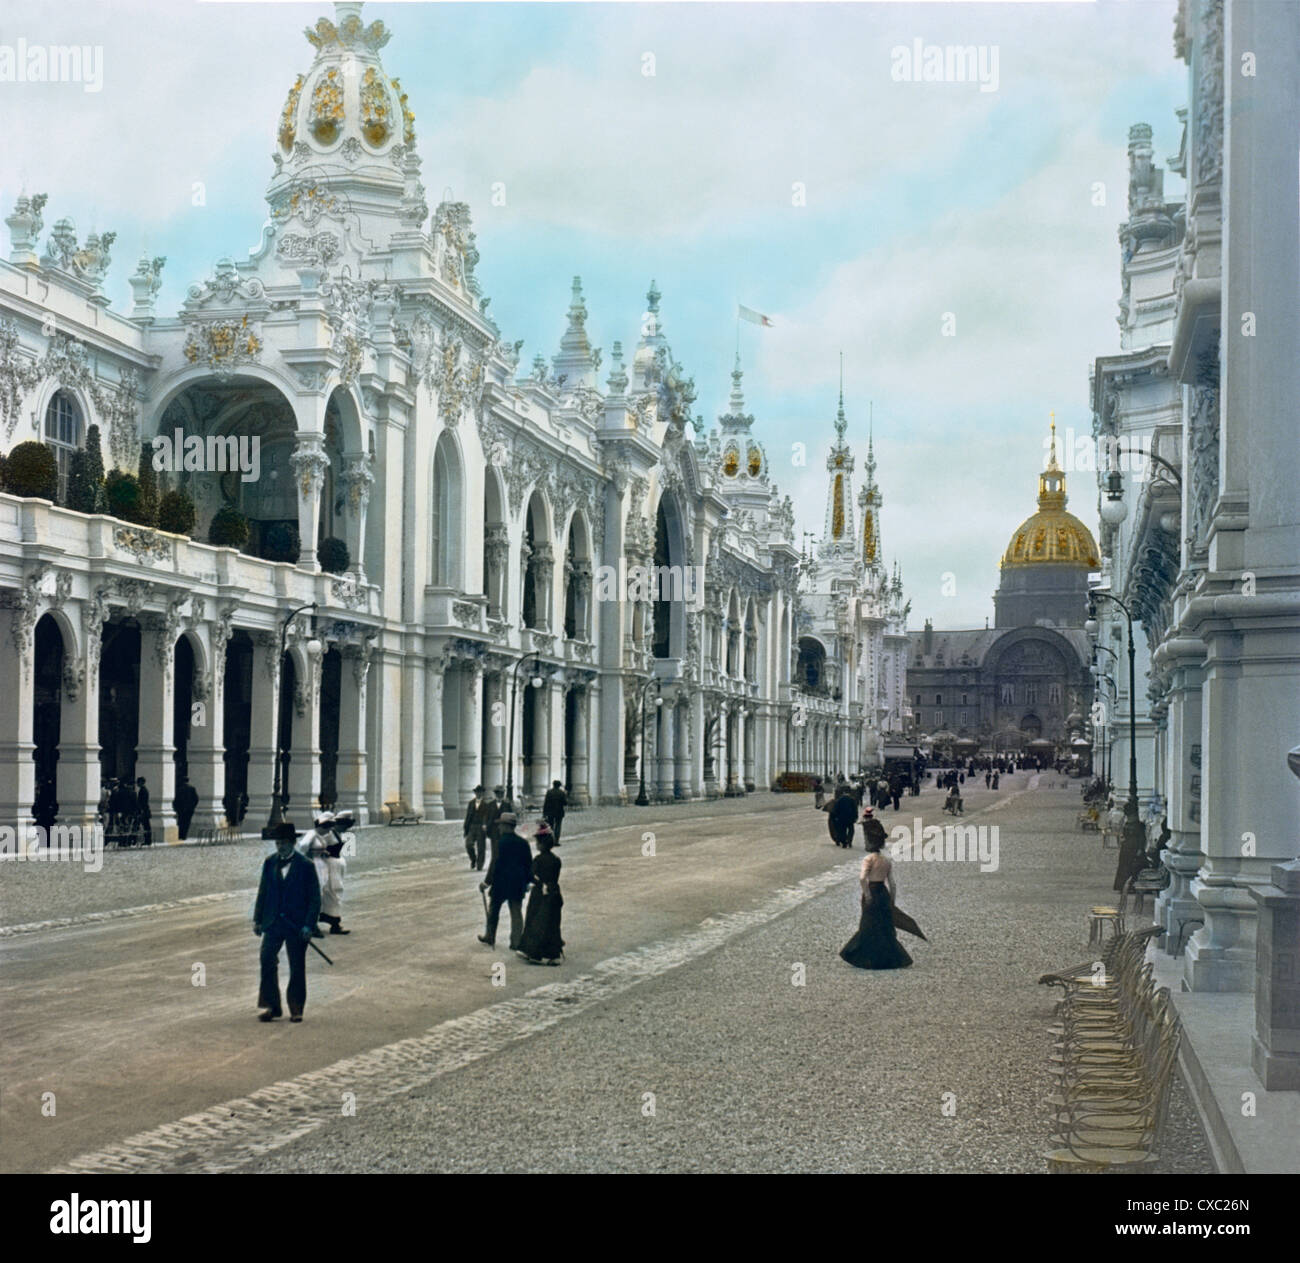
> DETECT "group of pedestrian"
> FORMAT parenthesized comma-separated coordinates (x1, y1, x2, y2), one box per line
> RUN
(253, 810, 353, 1023)
(96, 776, 151, 845)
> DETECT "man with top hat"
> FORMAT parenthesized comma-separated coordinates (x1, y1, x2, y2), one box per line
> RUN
(463, 784, 490, 871)
(477, 811, 532, 950)
(253, 821, 321, 1023)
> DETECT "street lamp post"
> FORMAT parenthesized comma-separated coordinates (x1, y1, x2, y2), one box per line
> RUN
(506, 654, 542, 804)
(262, 602, 319, 838)
(1086, 591, 1144, 885)
(635, 675, 662, 806)
(1092, 671, 1117, 787)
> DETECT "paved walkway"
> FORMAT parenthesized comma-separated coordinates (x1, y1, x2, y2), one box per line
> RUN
(3, 774, 1211, 1174)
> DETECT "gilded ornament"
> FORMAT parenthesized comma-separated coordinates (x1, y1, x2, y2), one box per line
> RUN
(279, 75, 303, 151)
(360, 67, 391, 146)
(309, 68, 345, 145)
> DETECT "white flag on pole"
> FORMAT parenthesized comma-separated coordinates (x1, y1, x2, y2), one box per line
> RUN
(737, 304, 774, 327)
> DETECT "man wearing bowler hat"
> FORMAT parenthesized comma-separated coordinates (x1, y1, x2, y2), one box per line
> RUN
(477, 812, 531, 950)
(253, 821, 321, 1023)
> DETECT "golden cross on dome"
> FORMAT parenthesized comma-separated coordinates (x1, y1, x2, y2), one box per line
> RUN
(1048, 411, 1059, 467)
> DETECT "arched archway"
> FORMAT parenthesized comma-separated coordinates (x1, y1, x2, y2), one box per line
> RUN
(796, 636, 827, 692)
(652, 493, 687, 660)
(563, 511, 593, 641)
(523, 490, 553, 631)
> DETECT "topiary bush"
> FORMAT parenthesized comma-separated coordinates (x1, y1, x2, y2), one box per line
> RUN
(157, 489, 197, 536)
(262, 520, 301, 563)
(4, 441, 59, 500)
(317, 535, 350, 574)
(135, 442, 159, 528)
(208, 505, 250, 549)
(104, 469, 146, 523)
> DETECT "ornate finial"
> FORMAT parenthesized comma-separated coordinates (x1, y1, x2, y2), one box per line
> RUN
(646, 279, 660, 314)
(835, 353, 847, 440)
(1048, 411, 1060, 469)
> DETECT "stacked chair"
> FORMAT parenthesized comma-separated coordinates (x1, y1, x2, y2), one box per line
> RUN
(1038, 927, 1181, 1172)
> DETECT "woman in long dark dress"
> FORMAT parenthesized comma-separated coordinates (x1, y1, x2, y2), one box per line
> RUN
(517, 825, 564, 965)
(840, 832, 912, 970)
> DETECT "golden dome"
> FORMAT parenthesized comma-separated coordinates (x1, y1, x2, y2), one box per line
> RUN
(1001, 422, 1100, 570)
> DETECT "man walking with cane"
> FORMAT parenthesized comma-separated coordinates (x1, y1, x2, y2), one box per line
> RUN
(254, 822, 322, 1023)
(477, 812, 532, 951)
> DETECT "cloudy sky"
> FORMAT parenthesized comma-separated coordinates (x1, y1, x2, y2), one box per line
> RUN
(1, 0, 1186, 626)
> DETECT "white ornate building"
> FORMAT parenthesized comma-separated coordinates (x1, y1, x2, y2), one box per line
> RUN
(1088, 0, 1300, 1108)
(0, 3, 908, 839)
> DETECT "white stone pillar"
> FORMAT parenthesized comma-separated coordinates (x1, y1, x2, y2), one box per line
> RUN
(459, 659, 482, 812)
(290, 431, 330, 573)
(421, 649, 445, 819)
(674, 697, 691, 799)
(338, 640, 372, 824)
(482, 669, 505, 793)
(569, 684, 590, 805)
(0, 606, 39, 831)
(184, 636, 225, 835)
(136, 612, 179, 844)
(657, 697, 675, 800)
(341, 454, 374, 581)
(246, 631, 281, 827)
(286, 640, 324, 819)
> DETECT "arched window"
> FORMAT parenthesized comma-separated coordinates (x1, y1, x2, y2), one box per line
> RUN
(431, 434, 461, 588)
(44, 390, 83, 503)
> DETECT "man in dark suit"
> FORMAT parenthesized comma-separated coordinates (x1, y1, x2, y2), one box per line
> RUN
(483, 784, 510, 863)
(477, 812, 532, 950)
(463, 784, 488, 870)
(253, 822, 322, 1023)
(542, 779, 568, 846)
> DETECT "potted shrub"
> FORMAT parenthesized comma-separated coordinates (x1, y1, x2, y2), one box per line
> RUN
(136, 443, 159, 528)
(104, 469, 146, 523)
(157, 489, 197, 536)
(208, 505, 250, 549)
(3, 441, 59, 500)
(262, 520, 300, 563)
(318, 535, 350, 574)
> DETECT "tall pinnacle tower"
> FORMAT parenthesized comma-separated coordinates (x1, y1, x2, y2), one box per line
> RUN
(857, 404, 883, 576)
(818, 357, 860, 581)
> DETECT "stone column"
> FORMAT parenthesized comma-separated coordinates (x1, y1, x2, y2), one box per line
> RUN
(289, 432, 330, 572)
(485, 527, 510, 620)
(689, 690, 706, 798)
(246, 632, 281, 826)
(674, 697, 691, 799)
(744, 712, 756, 791)
(336, 640, 372, 824)
(287, 640, 324, 818)
(1154, 637, 1205, 946)
(482, 670, 505, 793)
(657, 696, 676, 800)
(458, 659, 482, 812)
(569, 684, 590, 805)
(529, 672, 550, 798)
(421, 649, 445, 819)
(341, 454, 374, 581)
(136, 611, 180, 845)
(183, 638, 225, 836)
(59, 595, 109, 832)
(532, 543, 556, 632)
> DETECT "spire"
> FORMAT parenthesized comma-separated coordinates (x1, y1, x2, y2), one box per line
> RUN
(1038, 411, 1068, 508)
(835, 351, 847, 440)
(718, 347, 755, 434)
(552, 274, 599, 385)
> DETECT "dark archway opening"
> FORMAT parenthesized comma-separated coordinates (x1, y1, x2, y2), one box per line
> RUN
(319, 647, 342, 810)
(277, 654, 296, 811)
(99, 621, 141, 785)
(33, 615, 64, 828)
(172, 636, 195, 837)
(222, 631, 253, 825)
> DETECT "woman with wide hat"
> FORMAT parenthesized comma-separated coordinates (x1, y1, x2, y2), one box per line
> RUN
(517, 823, 564, 965)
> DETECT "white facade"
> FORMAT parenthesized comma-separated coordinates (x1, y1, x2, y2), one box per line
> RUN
(1088, 0, 1300, 1090)
(0, 3, 908, 838)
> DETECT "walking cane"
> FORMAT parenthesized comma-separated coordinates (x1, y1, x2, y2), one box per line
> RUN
(277, 913, 334, 965)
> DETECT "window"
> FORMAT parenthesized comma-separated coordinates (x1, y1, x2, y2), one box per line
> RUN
(934, 710, 943, 728)
(914, 694, 921, 707)
(1049, 683, 1062, 705)
(1026, 683, 1038, 705)
(959, 710, 967, 728)
(962, 693, 968, 706)
(44, 390, 82, 503)
(935, 694, 942, 706)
